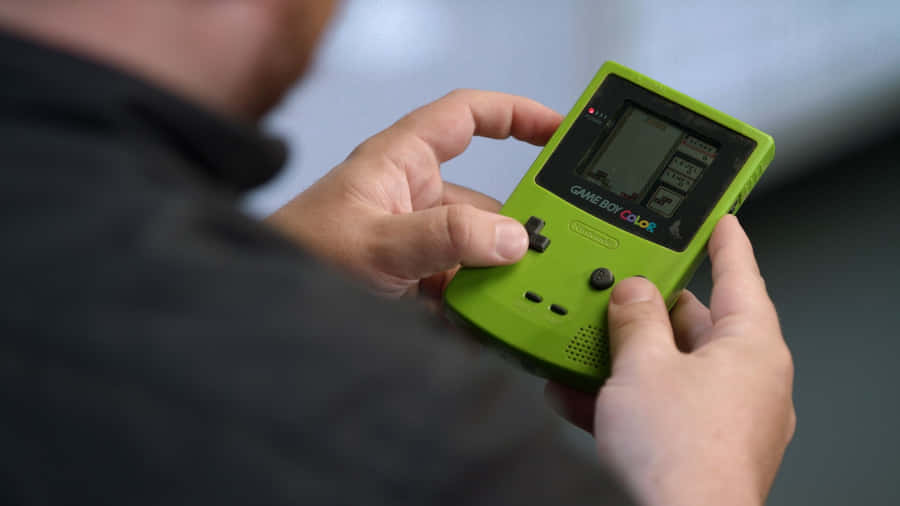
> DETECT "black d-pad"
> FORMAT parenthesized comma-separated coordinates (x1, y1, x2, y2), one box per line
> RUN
(525, 216, 550, 253)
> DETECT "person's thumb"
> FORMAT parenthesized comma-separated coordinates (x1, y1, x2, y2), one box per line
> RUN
(370, 204, 528, 280)
(607, 277, 678, 368)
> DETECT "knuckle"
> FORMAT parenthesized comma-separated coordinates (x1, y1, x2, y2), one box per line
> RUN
(635, 338, 672, 363)
(347, 138, 374, 160)
(772, 342, 795, 378)
(443, 204, 474, 257)
(609, 302, 666, 333)
(446, 88, 473, 100)
(759, 271, 769, 290)
(609, 316, 672, 358)
(366, 217, 399, 269)
(787, 405, 798, 441)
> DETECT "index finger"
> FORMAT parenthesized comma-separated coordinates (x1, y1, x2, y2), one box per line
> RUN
(708, 215, 779, 334)
(375, 89, 563, 166)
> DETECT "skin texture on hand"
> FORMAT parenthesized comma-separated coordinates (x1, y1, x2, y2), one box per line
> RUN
(267, 89, 563, 297)
(546, 215, 796, 506)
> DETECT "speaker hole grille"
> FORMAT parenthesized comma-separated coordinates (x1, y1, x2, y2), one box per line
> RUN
(565, 324, 609, 368)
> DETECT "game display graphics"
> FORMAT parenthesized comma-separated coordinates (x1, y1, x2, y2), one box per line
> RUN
(444, 62, 774, 391)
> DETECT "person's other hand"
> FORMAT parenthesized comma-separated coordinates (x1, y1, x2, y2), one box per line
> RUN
(267, 90, 562, 297)
(546, 215, 795, 506)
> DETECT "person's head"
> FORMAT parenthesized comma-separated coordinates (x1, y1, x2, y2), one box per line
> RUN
(0, 0, 340, 119)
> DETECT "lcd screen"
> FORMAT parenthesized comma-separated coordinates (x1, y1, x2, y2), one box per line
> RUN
(576, 106, 682, 201)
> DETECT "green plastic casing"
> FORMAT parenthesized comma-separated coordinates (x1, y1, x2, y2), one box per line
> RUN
(444, 62, 774, 391)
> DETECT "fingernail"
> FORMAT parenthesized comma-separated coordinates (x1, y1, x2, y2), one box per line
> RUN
(494, 221, 528, 260)
(611, 277, 656, 305)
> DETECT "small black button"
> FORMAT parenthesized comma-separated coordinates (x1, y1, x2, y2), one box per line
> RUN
(524, 216, 545, 234)
(525, 291, 543, 303)
(550, 304, 568, 315)
(529, 234, 551, 253)
(589, 268, 615, 290)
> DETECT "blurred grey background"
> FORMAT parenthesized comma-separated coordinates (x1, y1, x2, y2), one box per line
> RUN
(247, 1, 900, 504)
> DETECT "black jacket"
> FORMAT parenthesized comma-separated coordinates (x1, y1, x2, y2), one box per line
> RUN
(0, 31, 631, 505)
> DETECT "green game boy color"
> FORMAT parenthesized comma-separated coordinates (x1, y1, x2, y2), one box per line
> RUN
(444, 62, 774, 391)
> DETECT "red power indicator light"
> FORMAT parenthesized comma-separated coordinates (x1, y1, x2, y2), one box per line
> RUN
(588, 107, 596, 115)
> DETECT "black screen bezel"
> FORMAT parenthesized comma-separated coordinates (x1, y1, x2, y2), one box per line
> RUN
(535, 74, 756, 251)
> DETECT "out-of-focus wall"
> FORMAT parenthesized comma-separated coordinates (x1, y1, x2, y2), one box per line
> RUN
(247, 0, 900, 215)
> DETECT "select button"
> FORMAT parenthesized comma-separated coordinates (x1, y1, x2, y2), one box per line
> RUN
(525, 291, 543, 303)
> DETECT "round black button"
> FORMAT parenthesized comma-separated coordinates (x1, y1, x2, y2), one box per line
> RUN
(589, 268, 615, 290)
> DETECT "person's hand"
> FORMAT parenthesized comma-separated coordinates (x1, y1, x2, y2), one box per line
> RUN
(546, 215, 795, 506)
(267, 90, 563, 297)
